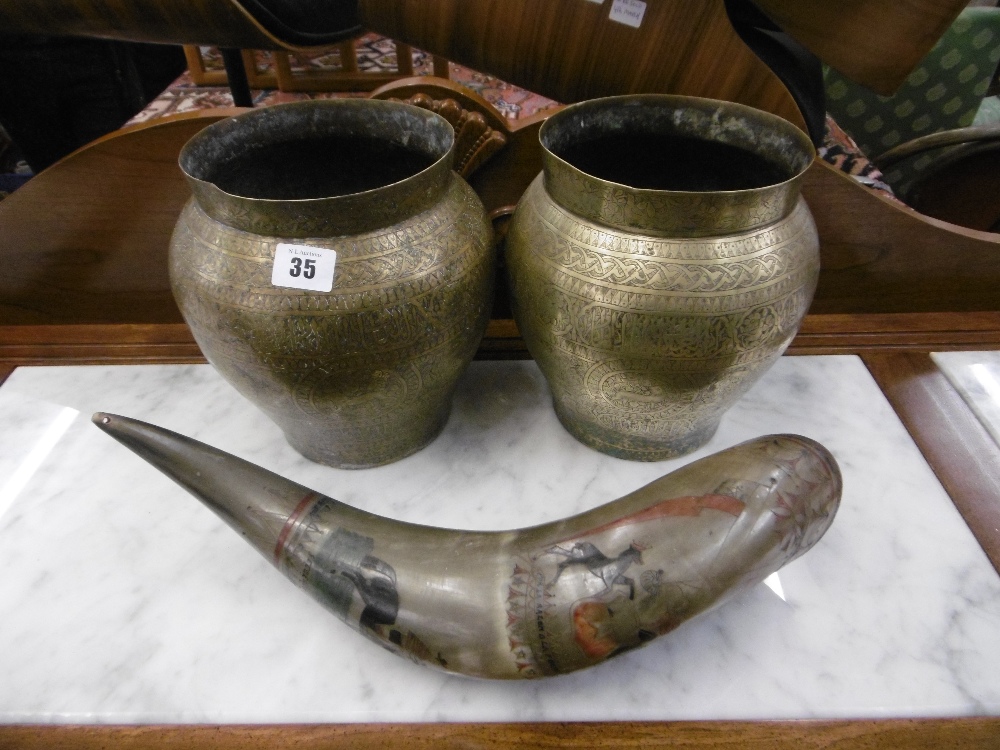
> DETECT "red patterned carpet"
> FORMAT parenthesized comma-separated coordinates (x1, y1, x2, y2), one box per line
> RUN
(128, 34, 561, 126)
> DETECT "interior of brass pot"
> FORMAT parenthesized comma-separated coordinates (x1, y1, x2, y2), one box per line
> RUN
(179, 99, 454, 200)
(541, 95, 814, 192)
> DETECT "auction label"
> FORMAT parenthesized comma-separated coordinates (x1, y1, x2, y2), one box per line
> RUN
(271, 243, 337, 292)
(609, 0, 645, 28)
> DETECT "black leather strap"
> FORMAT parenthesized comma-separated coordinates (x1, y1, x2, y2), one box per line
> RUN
(724, 0, 827, 147)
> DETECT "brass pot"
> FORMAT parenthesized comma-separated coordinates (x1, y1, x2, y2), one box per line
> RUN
(170, 100, 494, 468)
(506, 95, 818, 460)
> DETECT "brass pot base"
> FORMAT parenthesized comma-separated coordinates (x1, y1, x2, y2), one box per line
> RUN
(554, 399, 719, 461)
(283, 406, 451, 469)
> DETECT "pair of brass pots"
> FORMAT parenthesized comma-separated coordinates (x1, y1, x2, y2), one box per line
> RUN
(170, 95, 817, 468)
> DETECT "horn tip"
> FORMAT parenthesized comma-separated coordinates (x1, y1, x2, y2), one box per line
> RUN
(92, 412, 124, 435)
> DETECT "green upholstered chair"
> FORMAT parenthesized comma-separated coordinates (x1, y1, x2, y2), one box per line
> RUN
(824, 6, 1000, 202)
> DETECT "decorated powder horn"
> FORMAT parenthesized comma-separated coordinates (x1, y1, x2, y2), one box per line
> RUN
(93, 412, 841, 679)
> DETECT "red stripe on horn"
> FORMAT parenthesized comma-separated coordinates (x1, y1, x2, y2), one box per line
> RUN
(273, 491, 322, 565)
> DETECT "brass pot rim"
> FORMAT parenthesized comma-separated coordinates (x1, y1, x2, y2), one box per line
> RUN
(179, 98, 458, 237)
(538, 94, 817, 236)
(539, 94, 815, 195)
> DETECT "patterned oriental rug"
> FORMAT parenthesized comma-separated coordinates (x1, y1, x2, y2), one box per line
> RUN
(129, 34, 561, 123)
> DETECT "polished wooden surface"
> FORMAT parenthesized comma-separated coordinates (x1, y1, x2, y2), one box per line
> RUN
(0, 111, 240, 326)
(358, 0, 806, 130)
(0, 0, 333, 51)
(0, 0, 966, 102)
(4, 313, 1000, 368)
(3, 718, 1000, 750)
(804, 160, 1000, 315)
(789, 312, 1000, 355)
(0, 323, 202, 366)
(753, 0, 967, 95)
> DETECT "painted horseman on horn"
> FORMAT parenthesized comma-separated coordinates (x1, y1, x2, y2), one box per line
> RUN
(546, 541, 648, 600)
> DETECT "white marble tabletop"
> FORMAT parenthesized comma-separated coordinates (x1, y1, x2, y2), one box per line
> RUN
(0, 356, 998, 724)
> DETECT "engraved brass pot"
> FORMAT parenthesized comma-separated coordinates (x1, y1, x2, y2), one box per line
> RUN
(170, 100, 494, 468)
(506, 95, 819, 460)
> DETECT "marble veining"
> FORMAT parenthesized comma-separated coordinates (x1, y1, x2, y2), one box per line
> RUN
(0, 356, 998, 723)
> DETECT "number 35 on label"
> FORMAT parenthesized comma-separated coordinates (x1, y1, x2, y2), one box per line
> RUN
(271, 243, 337, 292)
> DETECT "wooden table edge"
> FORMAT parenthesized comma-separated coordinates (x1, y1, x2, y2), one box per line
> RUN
(1, 311, 999, 369)
(1, 717, 999, 749)
(863, 351, 1000, 576)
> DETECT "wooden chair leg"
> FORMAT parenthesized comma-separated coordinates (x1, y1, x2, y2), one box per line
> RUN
(240, 49, 277, 89)
(183, 45, 227, 86)
(396, 42, 414, 76)
(272, 50, 295, 91)
(432, 55, 450, 79)
(337, 40, 358, 74)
